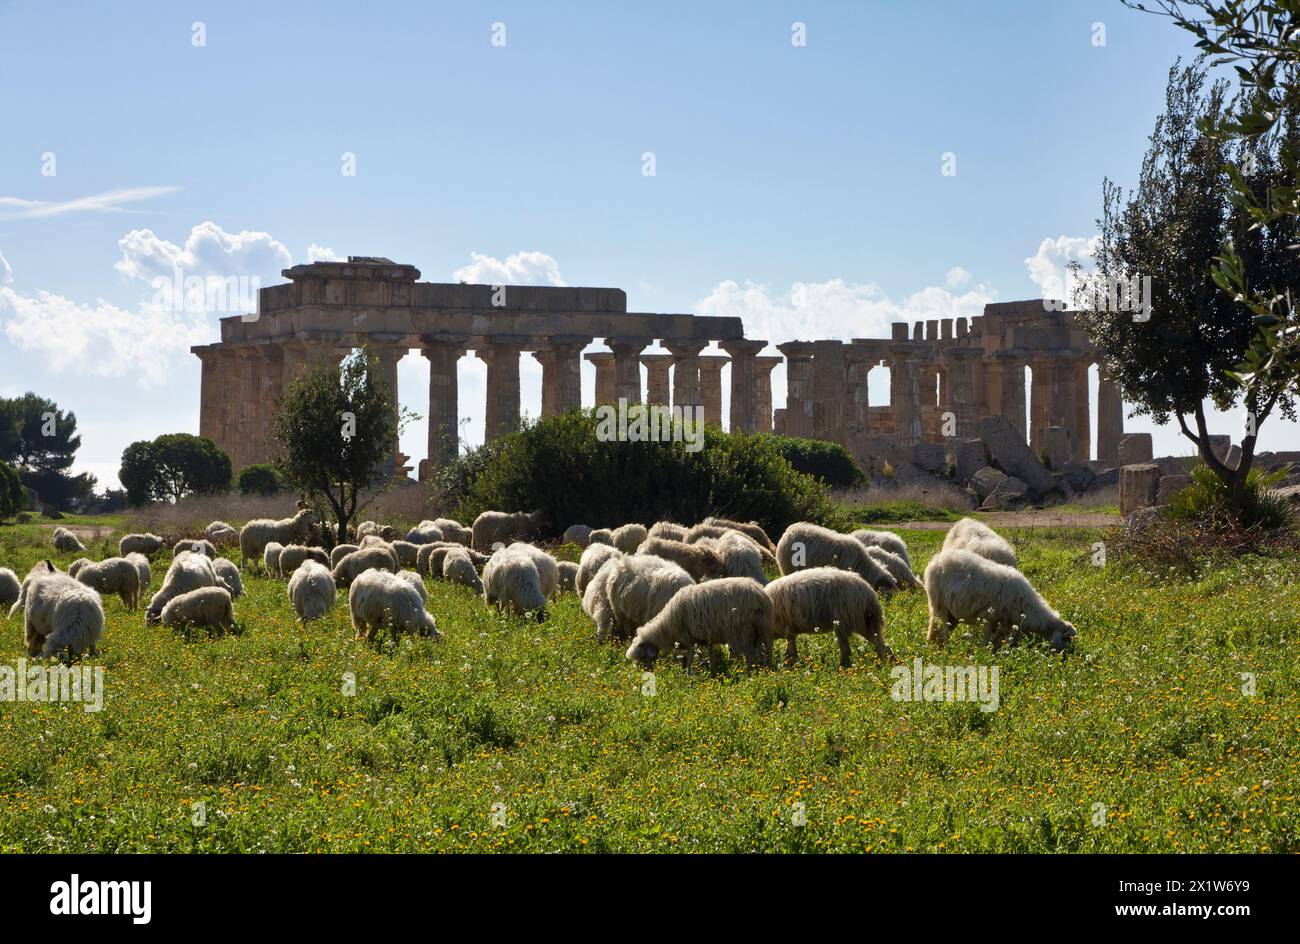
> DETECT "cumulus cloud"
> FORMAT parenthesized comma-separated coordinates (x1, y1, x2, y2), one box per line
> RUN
(453, 250, 565, 286)
(0, 186, 180, 220)
(308, 243, 344, 262)
(945, 266, 971, 289)
(1024, 235, 1099, 301)
(115, 221, 292, 285)
(0, 251, 11, 285)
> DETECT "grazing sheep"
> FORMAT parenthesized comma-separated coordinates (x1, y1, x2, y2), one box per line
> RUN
(776, 522, 897, 594)
(556, 560, 579, 593)
(205, 521, 239, 547)
(390, 540, 421, 568)
(865, 545, 921, 590)
(263, 542, 285, 577)
(442, 547, 484, 593)
(941, 518, 1018, 567)
(610, 523, 649, 554)
(355, 520, 379, 538)
(924, 548, 1076, 651)
(405, 523, 445, 546)
(418, 542, 456, 578)
(703, 516, 776, 551)
(377, 525, 400, 542)
(765, 567, 891, 667)
(287, 560, 337, 622)
(432, 518, 473, 546)
(713, 530, 772, 584)
(0, 567, 20, 611)
(684, 522, 730, 544)
(239, 502, 319, 569)
(588, 528, 614, 547)
(330, 543, 361, 568)
(22, 572, 104, 658)
(349, 569, 439, 643)
(52, 527, 85, 553)
(575, 543, 622, 596)
(635, 536, 727, 582)
(472, 509, 546, 552)
(394, 569, 429, 603)
(626, 577, 773, 670)
(331, 547, 400, 588)
(211, 558, 244, 599)
(174, 538, 216, 558)
(562, 524, 593, 547)
(160, 586, 235, 634)
(124, 553, 152, 593)
(504, 542, 559, 599)
(277, 545, 329, 576)
(67, 558, 91, 578)
(145, 552, 222, 624)
(482, 547, 549, 620)
(8, 560, 58, 619)
(119, 533, 163, 557)
(850, 529, 913, 568)
(588, 553, 694, 642)
(73, 557, 142, 610)
(647, 521, 688, 543)
(358, 534, 391, 549)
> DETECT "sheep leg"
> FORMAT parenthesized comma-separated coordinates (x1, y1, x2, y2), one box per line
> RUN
(835, 628, 854, 669)
(927, 609, 952, 646)
(784, 637, 799, 665)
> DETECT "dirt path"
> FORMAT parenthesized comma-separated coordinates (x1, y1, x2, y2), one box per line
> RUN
(881, 511, 1121, 531)
(38, 523, 116, 540)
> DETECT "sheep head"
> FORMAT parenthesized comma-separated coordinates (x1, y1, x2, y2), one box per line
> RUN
(626, 637, 658, 669)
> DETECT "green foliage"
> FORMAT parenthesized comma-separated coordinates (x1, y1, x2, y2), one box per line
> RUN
(118, 434, 232, 505)
(758, 434, 865, 487)
(847, 500, 962, 525)
(0, 460, 23, 520)
(1167, 463, 1294, 531)
(237, 464, 282, 496)
(272, 349, 397, 542)
(454, 409, 833, 536)
(0, 393, 95, 509)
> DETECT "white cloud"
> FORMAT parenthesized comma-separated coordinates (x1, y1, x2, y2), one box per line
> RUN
(114, 221, 292, 285)
(453, 250, 565, 286)
(945, 266, 971, 289)
(1024, 235, 1099, 301)
(0, 186, 180, 220)
(0, 251, 11, 285)
(308, 243, 344, 262)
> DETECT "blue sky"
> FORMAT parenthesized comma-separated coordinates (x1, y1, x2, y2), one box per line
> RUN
(1, 0, 1289, 489)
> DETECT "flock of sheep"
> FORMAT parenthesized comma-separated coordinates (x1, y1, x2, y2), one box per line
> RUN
(0, 506, 1077, 670)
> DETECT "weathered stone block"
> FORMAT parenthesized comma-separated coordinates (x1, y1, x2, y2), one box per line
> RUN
(912, 441, 946, 474)
(980, 475, 1029, 510)
(1155, 473, 1192, 506)
(1207, 435, 1231, 462)
(970, 466, 1007, 502)
(1225, 444, 1241, 470)
(1061, 461, 1096, 494)
(1091, 467, 1119, 490)
(1118, 433, 1153, 465)
(1119, 463, 1162, 515)
(950, 438, 988, 483)
(1041, 426, 1073, 471)
(978, 415, 1055, 494)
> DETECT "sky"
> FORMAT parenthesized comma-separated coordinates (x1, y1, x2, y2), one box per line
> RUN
(1, 0, 1292, 491)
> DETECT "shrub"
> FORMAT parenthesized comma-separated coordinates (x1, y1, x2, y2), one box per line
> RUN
(1167, 463, 1294, 531)
(453, 410, 834, 536)
(237, 463, 282, 496)
(0, 460, 23, 521)
(759, 434, 865, 487)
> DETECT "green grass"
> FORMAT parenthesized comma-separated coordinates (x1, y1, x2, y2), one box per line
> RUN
(0, 519, 1295, 853)
(847, 501, 963, 525)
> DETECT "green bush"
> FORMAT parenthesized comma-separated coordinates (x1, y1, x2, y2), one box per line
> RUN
(1167, 463, 1294, 531)
(759, 434, 865, 487)
(454, 410, 834, 536)
(0, 460, 23, 520)
(237, 464, 282, 497)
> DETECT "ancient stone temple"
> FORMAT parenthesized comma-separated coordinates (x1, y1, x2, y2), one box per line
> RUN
(192, 259, 1122, 477)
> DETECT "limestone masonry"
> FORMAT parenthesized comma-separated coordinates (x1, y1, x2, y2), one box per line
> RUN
(192, 257, 1122, 477)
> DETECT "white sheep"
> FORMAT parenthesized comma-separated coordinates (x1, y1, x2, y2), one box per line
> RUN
(277, 545, 329, 577)
(124, 553, 152, 594)
(471, 509, 545, 552)
(482, 547, 549, 620)
(287, 559, 336, 622)
(635, 536, 727, 582)
(923, 547, 1076, 651)
(205, 521, 239, 547)
(160, 586, 235, 634)
(646, 521, 688, 543)
(940, 518, 1018, 567)
(174, 538, 216, 558)
(713, 530, 772, 584)
(330, 543, 361, 568)
(432, 518, 473, 546)
(588, 528, 614, 547)
(405, 523, 445, 545)
(684, 522, 730, 543)
(419, 543, 456, 578)
(588, 552, 694, 642)
(66, 558, 91, 578)
(703, 516, 776, 551)
(21, 571, 103, 658)
(765, 567, 891, 667)
(562, 524, 593, 547)
(263, 542, 285, 577)
(776, 522, 897, 594)
(504, 542, 559, 599)
(610, 523, 649, 554)
(211, 557, 244, 598)
(331, 546, 400, 588)
(119, 533, 163, 557)
(390, 540, 421, 568)
(865, 545, 921, 590)
(349, 568, 440, 643)
(850, 529, 913, 568)
(0, 567, 21, 611)
(73, 557, 142, 610)
(575, 543, 622, 596)
(395, 569, 428, 603)
(239, 502, 319, 569)
(145, 552, 222, 624)
(442, 547, 484, 593)
(625, 577, 773, 670)
(556, 560, 578, 593)
(8, 560, 59, 619)
(355, 520, 378, 538)
(52, 527, 85, 553)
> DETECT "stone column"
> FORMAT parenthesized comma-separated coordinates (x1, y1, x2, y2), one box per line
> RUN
(607, 338, 648, 405)
(1096, 365, 1124, 463)
(1074, 357, 1092, 462)
(889, 346, 922, 447)
(983, 358, 1004, 426)
(843, 348, 873, 430)
(665, 340, 708, 412)
(640, 353, 674, 406)
(1049, 354, 1080, 457)
(946, 347, 981, 440)
(1029, 357, 1054, 452)
(755, 355, 781, 433)
(547, 336, 589, 415)
(585, 352, 616, 405)
(812, 340, 846, 443)
(478, 337, 525, 441)
(373, 344, 404, 471)
(996, 351, 1027, 440)
(699, 355, 728, 427)
(776, 341, 815, 438)
(532, 350, 557, 417)
(195, 347, 221, 445)
(421, 336, 464, 470)
(936, 365, 949, 408)
(235, 346, 262, 473)
(721, 339, 766, 434)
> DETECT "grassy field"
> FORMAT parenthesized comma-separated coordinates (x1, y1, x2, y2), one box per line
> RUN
(0, 517, 1295, 853)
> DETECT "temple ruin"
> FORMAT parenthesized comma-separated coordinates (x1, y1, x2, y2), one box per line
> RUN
(191, 257, 1123, 476)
